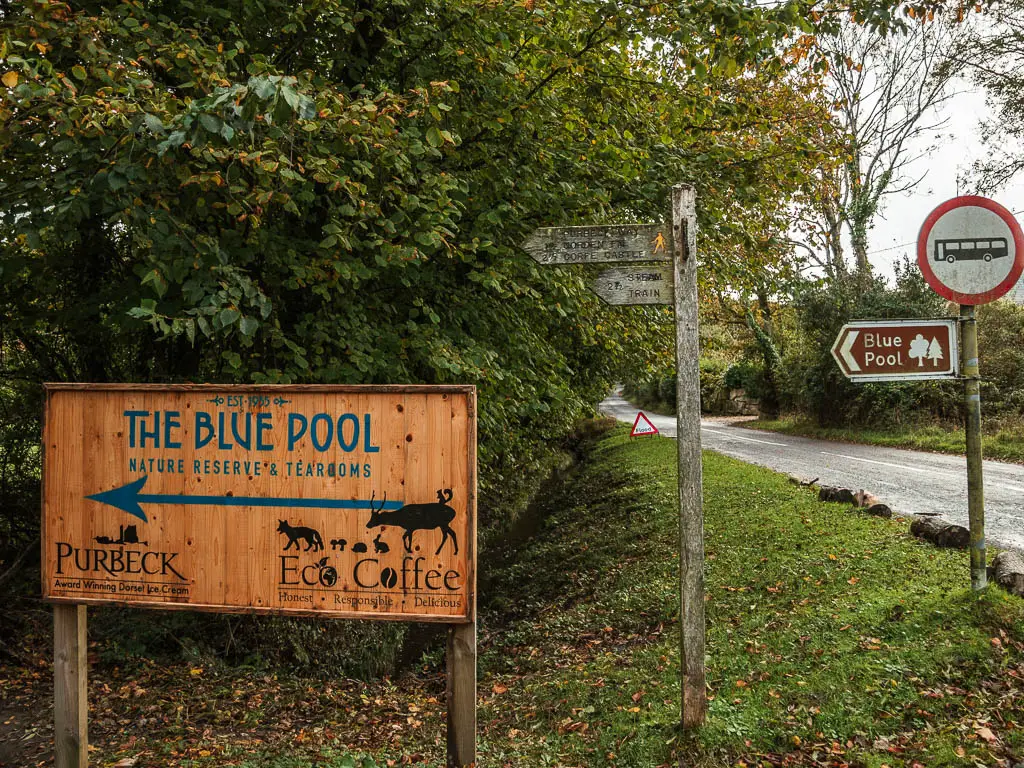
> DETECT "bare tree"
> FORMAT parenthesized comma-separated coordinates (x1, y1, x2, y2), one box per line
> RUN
(946, 3, 1024, 193)
(807, 19, 964, 276)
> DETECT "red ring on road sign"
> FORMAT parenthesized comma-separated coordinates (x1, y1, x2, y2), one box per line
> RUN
(917, 195, 1024, 305)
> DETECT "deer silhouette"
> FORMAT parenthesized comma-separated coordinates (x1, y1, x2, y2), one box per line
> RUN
(366, 489, 458, 556)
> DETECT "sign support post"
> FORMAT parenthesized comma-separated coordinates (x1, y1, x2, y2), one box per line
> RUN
(672, 184, 706, 728)
(914, 195, 1024, 590)
(54, 603, 88, 768)
(446, 622, 477, 767)
(960, 305, 987, 590)
(522, 185, 706, 729)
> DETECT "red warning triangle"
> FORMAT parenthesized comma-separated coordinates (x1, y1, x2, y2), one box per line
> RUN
(630, 411, 659, 437)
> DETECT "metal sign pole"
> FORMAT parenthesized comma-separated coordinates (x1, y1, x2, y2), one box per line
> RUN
(960, 305, 987, 591)
(672, 184, 706, 728)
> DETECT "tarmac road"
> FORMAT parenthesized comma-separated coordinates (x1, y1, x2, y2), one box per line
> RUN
(599, 391, 1024, 551)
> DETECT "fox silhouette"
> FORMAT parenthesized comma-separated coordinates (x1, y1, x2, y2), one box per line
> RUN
(277, 520, 324, 551)
(366, 489, 457, 555)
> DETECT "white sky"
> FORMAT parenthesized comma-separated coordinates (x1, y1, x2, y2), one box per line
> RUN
(867, 83, 1024, 282)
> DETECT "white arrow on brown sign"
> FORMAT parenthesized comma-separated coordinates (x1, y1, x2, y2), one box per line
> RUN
(590, 265, 674, 305)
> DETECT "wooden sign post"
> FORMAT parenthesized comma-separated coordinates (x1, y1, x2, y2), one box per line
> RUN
(671, 184, 706, 727)
(522, 183, 706, 729)
(42, 384, 477, 767)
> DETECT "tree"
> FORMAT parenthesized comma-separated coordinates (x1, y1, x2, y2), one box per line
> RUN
(0, 0, 838, 594)
(949, 1, 1024, 192)
(797, 16, 964, 277)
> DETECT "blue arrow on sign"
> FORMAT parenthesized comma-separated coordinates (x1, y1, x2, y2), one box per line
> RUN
(86, 475, 404, 523)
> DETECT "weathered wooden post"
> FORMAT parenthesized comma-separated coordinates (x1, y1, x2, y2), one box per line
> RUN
(960, 304, 987, 590)
(53, 604, 88, 768)
(523, 187, 708, 729)
(671, 184, 706, 728)
(446, 622, 477, 767)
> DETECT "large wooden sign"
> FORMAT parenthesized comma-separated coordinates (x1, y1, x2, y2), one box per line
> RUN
(42, 384, 476, 622)
(522, 223, 670, 264)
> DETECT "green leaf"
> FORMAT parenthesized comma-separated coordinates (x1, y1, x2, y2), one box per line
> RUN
(143, 113, 165, 133)
(239, 316, 259, 337)
(218, 308, 240, 327)
(199, 113, 222, 133)
(426, 126, 444, 148)
(71, 65, 87, 81)
(281, 86, 300, 111)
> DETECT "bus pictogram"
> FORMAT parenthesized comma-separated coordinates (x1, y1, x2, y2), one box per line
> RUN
(933, 237, 1009, 264)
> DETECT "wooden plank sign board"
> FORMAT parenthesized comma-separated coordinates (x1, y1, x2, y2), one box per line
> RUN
(592, 265, 674, 305)
(42, 384, 476, 622)
(522, 224, 670, 264)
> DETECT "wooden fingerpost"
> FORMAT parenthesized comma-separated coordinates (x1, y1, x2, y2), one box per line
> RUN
(960, 304, 987, 591)
(54, 604, 88, 768)
(446, 621, 477, 767)
(672, 183, 706, 728)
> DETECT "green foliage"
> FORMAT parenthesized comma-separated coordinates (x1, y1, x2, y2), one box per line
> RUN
(722, 360, 761, 393)
(92, 608, 407, 679)
(777, 258, 957, 426)
(977, 300, 1024, 416)
(0, 0, 840, 670)
(699, 358, 729, 413)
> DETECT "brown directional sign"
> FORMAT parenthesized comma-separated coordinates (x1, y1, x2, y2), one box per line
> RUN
(590, 265, 674, 305)
(42, 384, 476, 622)
(522, 223, 669, 264)
(831, 320, 959, 382)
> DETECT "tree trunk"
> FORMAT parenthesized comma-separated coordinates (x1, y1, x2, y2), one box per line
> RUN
(992, 551, 1024, 597)
(910, 516, 969, 549)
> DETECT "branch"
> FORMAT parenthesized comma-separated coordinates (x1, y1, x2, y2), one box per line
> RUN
(0, 536, 39, 594)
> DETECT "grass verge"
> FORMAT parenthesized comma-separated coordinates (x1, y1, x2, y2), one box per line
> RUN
(2, 425, 1022, 767)
(745, 416, 1024, 464)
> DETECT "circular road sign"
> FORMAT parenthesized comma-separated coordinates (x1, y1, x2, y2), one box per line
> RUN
(917, 195, 1024, 305)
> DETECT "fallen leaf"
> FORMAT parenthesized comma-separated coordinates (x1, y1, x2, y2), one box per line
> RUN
(976, 726, 998, 743)
(2, 71, 19, 88)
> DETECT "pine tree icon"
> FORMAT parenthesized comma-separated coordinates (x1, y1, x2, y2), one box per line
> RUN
(927, 337, 944, 367)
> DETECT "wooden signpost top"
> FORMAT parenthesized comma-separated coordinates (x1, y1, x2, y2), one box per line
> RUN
(522, 223, 670, 265)
(42, 384, 476, 623)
